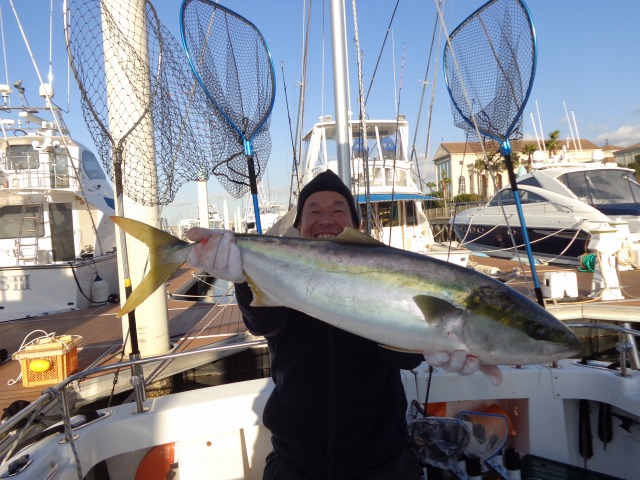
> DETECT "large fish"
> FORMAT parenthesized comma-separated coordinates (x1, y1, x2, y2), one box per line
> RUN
(111, 216, 580, 368)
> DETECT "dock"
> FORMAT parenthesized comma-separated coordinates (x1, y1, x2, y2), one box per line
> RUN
(0, 267, 246, 412)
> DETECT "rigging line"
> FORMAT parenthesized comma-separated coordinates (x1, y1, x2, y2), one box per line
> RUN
(0, 6, 9, 87)
(422, 0, 447, 191)
(281, 61, 300, 209)
(351, 0, 372, 235)
(409, 6, 440, 186)
(363, 0, 400, 107)
(292, 0, 312, 203)
(387, 42, 406, 247)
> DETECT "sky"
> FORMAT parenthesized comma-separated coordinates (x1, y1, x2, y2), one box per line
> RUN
(3, 0, 640, 225)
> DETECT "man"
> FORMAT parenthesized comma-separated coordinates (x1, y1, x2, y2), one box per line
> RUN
(187, 170, 485, 479)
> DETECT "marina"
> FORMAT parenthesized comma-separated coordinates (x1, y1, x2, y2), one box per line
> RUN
(1, 0, 640, 479)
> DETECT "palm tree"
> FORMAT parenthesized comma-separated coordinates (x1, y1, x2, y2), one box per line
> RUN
(545, 130, 561, 156)
(521, 143, 537, 170)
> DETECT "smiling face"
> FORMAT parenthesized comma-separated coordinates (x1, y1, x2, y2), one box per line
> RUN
(296, 191, 357, 239)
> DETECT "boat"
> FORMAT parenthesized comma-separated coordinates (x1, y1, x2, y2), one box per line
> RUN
(4, 1, 640, 479)
(0, 84, 118, 321)
(298, 116, 470, 267)
(451, 156, 640, 265)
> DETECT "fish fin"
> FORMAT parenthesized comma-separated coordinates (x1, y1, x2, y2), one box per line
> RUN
(332, 228, 385, 246)
(247, 276, 281, 307)
(380, 344, 423, 354)
(117, 258, 183, 318)
(413, 295, 462, 325)
(111, 216, 190, 249)
(111, 216, 188, 317)
(480, 364, 503, 386)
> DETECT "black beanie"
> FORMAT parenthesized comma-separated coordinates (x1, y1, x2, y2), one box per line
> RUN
(293, 170, 360, 228)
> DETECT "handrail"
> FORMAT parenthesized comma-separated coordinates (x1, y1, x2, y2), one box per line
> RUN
(0, 339, 267, 440)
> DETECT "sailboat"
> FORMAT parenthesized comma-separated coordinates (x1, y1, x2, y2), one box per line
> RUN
(2, 1, 640, 480)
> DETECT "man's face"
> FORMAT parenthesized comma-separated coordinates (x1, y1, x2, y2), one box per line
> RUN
(296, 191, 356, 239)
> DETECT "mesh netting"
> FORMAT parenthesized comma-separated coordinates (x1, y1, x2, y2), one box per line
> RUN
(444, 0, 535, 142)
(181, 0, 275, 198)
(64, 0, 253, 205)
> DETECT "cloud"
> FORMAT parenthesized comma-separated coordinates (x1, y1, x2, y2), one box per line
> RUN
(593, 124, 640, 147)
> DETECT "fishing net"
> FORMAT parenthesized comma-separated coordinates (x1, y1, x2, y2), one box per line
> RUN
(443, 0, 535, 143)
(181, 0, 275, 199)
(64, 0, 231, 206)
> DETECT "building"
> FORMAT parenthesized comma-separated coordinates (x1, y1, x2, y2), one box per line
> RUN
(432, 138, 615, 200)
(612, 143, 640, 167)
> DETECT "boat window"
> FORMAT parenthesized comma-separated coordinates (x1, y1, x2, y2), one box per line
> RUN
(385, 167, 407, 187)
(4, 144, 39, 170)
(487, 189, 545, 207)
(371, 201, 400, 227)
(352, 137, 368, 158)
(518, 176, 542, 188)
(381, 136, 395, 160)
(51, 151, 70, 188)
(50, 203, 75, 261)
(82, 150, 107, 180)
(0, 205, 44, 239)
(559, 170, 640, 204)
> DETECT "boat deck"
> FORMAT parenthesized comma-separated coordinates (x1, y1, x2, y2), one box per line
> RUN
(0, 267, 245, 412)
(470, 255, 640, 318)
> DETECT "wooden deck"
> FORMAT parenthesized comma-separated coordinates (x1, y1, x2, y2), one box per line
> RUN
(0, 267, 246, 412)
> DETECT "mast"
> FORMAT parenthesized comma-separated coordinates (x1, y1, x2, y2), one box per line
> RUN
(329, 0, 351, 185)
(102, 0, 169, 357)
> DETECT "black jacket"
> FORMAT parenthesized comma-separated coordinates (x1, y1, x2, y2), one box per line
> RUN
(235, 282, 424, 479)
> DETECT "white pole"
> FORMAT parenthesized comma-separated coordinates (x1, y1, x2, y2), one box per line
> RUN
(223, 199, 230, 230)
(103, 0, 169, 357)
(530, 112, 542, 151)
(571, 111, 583, 151)
(197, 178, 209, 228)
(329, 0, 351, 186)
(562, 101, 577, 150)
(535, 100, 545, 150)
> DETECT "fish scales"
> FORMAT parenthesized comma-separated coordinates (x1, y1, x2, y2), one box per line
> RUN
(110, 216, 581, 366)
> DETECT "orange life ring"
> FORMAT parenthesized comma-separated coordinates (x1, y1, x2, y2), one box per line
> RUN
(135, 442, 176, 480)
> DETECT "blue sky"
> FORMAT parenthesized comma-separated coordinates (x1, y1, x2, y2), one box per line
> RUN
(3, 0, 640, 224)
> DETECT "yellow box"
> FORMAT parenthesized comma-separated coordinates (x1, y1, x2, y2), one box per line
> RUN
(12, 335, 81, 388)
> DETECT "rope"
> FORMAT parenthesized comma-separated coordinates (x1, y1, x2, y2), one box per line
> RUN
(579, 253, 596, 273)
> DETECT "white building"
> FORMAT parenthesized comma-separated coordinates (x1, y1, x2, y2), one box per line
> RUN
(432, 138, 613, 200)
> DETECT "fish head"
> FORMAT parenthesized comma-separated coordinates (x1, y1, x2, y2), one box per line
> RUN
(461, 285, 582, 365)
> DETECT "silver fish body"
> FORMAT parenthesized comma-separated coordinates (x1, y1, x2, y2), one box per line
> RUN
(110, 216, 581, 366)
(236, 233, 580, 366)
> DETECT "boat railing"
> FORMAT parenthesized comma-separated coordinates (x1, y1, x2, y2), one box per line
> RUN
(0, 338, 268, 457)
(2, 324, 640, 462)
(1, 150, 78, 191)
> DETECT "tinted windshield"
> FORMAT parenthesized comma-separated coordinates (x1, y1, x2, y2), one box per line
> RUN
(559, 170, 640, 205)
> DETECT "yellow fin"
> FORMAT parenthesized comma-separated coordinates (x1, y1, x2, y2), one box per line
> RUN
(247, 275, 281, 307)
(332, 227, 385, 246)
(380, 344, 423, 354)
(111, 216, 189, 249)
(117, 259, 183, 318)
(413, 295, 462, 325)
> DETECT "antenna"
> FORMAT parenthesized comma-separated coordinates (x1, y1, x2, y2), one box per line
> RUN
(530, 111, 541, 151)
(571, 110, 582, 151)
(535, 100, 545, 149)
(562, 100, 577, 150)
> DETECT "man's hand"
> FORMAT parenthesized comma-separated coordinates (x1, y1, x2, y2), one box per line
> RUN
(186, 228, 245, 284)
(424, 350, 503, 386)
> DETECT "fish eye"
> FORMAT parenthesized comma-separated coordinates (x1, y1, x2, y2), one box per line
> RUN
(527, 323, 548, 340)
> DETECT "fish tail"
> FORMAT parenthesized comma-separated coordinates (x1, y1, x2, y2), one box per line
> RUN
(110, 216, 189, 318)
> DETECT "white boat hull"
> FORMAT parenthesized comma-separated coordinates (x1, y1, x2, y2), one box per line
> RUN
(0, 255, 118, 321)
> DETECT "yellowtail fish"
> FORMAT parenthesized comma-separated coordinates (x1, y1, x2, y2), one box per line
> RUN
(110, 216, 580, 368)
